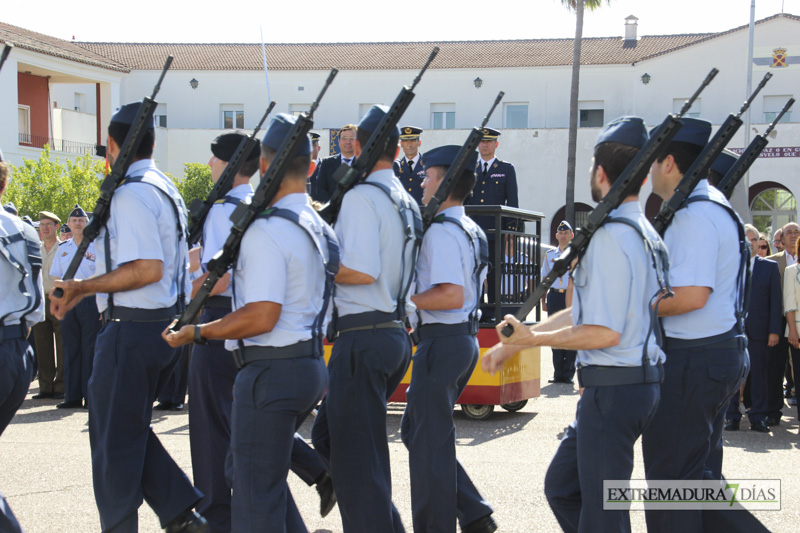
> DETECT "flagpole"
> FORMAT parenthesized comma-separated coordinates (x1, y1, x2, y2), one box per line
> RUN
(260, 26, 272, 115)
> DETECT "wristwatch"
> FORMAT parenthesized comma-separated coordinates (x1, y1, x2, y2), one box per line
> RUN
(193, 325, 209, 345)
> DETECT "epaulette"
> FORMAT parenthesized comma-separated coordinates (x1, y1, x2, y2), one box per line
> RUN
(58, 239, 70, 246)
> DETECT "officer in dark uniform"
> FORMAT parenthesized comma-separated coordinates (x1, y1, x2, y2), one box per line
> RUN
(542, 220, 577, 384)
(49, 204, 100, 409)
(51, 103, 207, 533)
(392, 126, 425, 204)
(402, 145, 496, 533)
(469, 127, 519, 321)
(164, 114, 337, 532)
(307, 131, 322, 199)
(1, 149, 44, 533)
(483, 117, 667, 532)
(313, 124, 358, 203)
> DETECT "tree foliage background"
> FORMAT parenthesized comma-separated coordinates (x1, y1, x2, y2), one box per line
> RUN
(5, 148, 212, 223)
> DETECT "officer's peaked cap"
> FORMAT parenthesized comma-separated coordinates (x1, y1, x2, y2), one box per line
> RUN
(481, 127, 501, 140)
(399, 126, 423, 140)
(261, 113, 312, 156)
(211, 131, 261, 162)
(557, 220, 573, 232)
(595, 116, 648, 149)
(424, 145, 478, 170)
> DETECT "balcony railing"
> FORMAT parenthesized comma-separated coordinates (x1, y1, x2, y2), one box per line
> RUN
(19, 133, 101, 157)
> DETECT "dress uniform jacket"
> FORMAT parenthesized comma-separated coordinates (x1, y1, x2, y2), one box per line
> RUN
(392, 154, 425, 205)
(469, 157, 518, 231)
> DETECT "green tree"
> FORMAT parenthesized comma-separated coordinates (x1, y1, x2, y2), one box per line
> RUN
(5, 145, 105, 222)
(562, 0, 610, 226)
(170, 162, 213, 207)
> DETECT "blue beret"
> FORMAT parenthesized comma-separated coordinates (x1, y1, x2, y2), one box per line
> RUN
(69, 204, 88, 218)
(3, 202, 17, 215)
(711, 149, 738, 176)
(481, 127, 501, 140)
(673, 117, 711, 148)
(261, 113, 312, 156)
(595, 116, 648, 149)
(60, 223, 71, 233)
(423, 145, 478, 170)
(399, 126, 423, 140)
(557, 220, 573, 232)
(358, 105, 400, 138)
(110, 103, 156, 131)
(211, 131, 260, 162)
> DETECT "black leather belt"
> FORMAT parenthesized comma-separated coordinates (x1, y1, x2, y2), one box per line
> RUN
(101, 304, 179, 323)
(0, 324, 26, 343)
(205, 296, 232, 310)
(577, 363, 664, 387)
(417, 322, 475, 340)
(550, 288, 567, 294)
(337, 310, 400, 331)
(233, 339, 316, 368)
(664, 329, 745, 351)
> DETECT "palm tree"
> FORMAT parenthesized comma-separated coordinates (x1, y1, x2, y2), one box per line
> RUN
(562, 0, 609, 226)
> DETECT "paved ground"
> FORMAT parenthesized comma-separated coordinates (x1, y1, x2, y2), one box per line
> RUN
(1, 346, 798, 532)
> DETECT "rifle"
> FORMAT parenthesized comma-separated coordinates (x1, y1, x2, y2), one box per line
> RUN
(717, 97, 795, 199)
(0, 43, 12, 73)
(422, 91, 504, 231)
(170, 68, 338, 332)
(498, 68, 718, 338)
(652, 72, 772, 234)
(186, 101, 275, 246)
(52, 56, 173, 298)
(319, 47, 439, 224)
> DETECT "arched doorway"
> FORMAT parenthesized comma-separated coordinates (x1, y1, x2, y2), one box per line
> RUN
(749, 182, 796, 237)
(549, 203, 592, 245)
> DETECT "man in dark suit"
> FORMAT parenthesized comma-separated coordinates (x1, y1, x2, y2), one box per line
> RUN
(725, 224, 781, 432)
(312, 124, 357, 204)
(469, 127, 519, 321)
(393, 126, 425, 204)
(766, 221, 800, 426)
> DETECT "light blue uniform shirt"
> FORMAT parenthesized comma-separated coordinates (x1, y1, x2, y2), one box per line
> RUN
(571, 201, 666, 367)
(0, 210, 44, 327)
(662, 180, 740, 339)
(413, 206, 487, 327)
(225, 193, 337, 350)
(333, 168, 419, 319)
(541, 247, 570, 290)
(201, 183, 253, 299)
(50, 238, 97, 281)
(95, 159, 190, 312)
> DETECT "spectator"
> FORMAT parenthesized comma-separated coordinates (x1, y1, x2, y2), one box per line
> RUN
(773, 229, 784, 253)
(757, 234, 771, 257)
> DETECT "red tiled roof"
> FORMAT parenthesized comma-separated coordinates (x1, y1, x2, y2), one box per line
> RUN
(0, 21, 129, 72)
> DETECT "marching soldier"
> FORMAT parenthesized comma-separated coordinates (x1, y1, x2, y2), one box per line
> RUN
(51, 103, 207, 533)
(482, 117, 667, 531)
(1, 149, 44, 533)
(393, 126, 425, 204)
(311, 105, 420, 533)
(164, 114, 337, 532)
(49, 204, 100, 409)
(542, 221, 577, 384)
(402, 145, 496, 533)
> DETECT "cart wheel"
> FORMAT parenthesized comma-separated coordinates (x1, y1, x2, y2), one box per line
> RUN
(460, 404, 495, 420)
(501, 400, 528, 412)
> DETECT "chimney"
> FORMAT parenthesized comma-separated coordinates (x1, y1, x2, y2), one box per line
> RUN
(624, 15, 639, 41)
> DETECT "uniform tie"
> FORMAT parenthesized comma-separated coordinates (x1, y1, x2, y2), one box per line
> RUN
(342, 157, 352, 166)
(483, 161, 489, 178)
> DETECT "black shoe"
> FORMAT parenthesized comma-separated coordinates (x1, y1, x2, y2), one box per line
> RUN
(52, 392, 65, 400)
(31, 392, 53, 399)
(548, 378, 557, 383)
(56, 400, 83, 409)
(765, 415, 781, 426)
(154, 402, 173, 411)
(170, 403, 185, 411)
(724, 419, 739, 431)
(463, 515, 497, 533)
(316, 472, 337, 518)
(750, 420, 770, 433)
(164, 510, 208, 533)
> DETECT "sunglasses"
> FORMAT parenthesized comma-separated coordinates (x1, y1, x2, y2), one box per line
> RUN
(759, 245, 769, 250)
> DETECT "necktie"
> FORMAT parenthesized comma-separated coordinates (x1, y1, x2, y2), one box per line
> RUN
(483, 162, 489, 178)
(408, 159, 415, 174)
(343, 157, 351, 166)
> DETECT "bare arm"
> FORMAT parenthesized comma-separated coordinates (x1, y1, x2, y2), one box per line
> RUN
(411, 283, 464, 311)
(656, 286, 711, 317)
(336, 264, 376, 285)
(191, 271, 231, 299)
(163, 301, 281, 348)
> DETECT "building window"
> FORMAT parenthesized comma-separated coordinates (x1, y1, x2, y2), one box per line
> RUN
(18, 105, 31, 142)
(578, 101, 604, 128)
(673, 97, 701, 119)
(221, 104, 244, 129)
(74, 92, 87, 113)
(359, 103, 383, 120)
(431, 103, 455, 129)
(154, 103, 167, 128)
(290, 104, 309, 117)
(763, 95, 793, 123)
(751, 187, 796, 236)
(505, 103, 528, 129)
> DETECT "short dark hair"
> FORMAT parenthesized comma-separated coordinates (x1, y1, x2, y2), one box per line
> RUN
(108, 123, 155, 159)
(592, 142, 643, 194)
(707, 169, 723, 187)
(260, 145, 311, 182)
(238, 158, 260, 179)
(431, 166, 476, 203)
(357, 129, 398, 162)
(656, 141, 702, 175)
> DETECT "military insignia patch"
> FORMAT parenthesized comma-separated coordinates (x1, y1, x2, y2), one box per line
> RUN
(773, 48, 788, 68)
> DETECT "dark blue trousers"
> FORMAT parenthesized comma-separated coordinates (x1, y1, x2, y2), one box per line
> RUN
(641, 343, 748, 532)
(1, 338, 33, 533)
(546, 291, 576, 381)
(230, 355, 327, 533)
(767, 335, 789, 418)
(188, 308, 237, 533)
(400, 333, 493, 532)
(545, 383, 659, 533)
(88, 320, 202, 533)
(312, 327, 411, 533)
(727, 339, 769, 424)
(158, 343, 190, 406)
(59, 297, 100, 404)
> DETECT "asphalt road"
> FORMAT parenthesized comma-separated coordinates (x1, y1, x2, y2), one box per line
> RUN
(1, 346, 798, 532)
